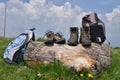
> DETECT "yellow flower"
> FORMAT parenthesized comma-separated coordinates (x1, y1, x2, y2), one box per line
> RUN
(80, 73, 84, 77)
(88, 73, 93, 78)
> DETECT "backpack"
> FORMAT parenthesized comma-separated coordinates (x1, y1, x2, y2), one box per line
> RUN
(3, 28, 35, 64)
(82, 13, 106, 44)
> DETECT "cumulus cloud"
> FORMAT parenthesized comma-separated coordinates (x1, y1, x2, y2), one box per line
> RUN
(105, 6, 120, 47)
(0, 0, 120, 47)
(0, 3, 5, 35)
(0, 0, 85, 38)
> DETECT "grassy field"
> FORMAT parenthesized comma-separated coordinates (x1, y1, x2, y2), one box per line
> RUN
(0, 37, 120, 80)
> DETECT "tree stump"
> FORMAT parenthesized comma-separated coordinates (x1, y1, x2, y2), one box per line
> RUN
(24, 41, 111, 72)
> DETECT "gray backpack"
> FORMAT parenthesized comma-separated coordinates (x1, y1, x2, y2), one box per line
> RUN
(82, 13, 106, 44)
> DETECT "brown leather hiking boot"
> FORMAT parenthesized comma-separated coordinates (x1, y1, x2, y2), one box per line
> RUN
(68, 27, 78, 46)
(80, 27, 91, 47)
(43, 31, 54, 45)
(53, 32, 66, 44)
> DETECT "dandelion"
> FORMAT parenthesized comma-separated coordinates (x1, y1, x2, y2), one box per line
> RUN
(80, 73, 84, 77)
(37, 72, 42, 78)
(88, 73, 93, 78)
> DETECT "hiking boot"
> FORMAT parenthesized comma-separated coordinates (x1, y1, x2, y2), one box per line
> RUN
(43, 31, 54, 45)
(68, 27, 78, 46)
(54, 32, 66, 44)
(80, 27, 91, 47)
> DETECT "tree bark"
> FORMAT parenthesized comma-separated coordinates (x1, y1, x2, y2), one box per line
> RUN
(24, 41, 111, 72)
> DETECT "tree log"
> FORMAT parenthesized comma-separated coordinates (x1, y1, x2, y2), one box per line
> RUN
(24, 41, 111, 72)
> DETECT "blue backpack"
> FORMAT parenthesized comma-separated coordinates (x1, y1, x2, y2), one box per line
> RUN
(3, 28, 35, 64)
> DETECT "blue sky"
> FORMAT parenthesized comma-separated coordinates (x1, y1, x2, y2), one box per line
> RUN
(0, 0, 120, 47)
(49, 0, 120, 13)
(1, 0, 120, 13)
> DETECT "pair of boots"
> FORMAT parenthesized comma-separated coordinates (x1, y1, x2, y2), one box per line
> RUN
(43, 31, 66, 45)
(68, 27, 91, 47)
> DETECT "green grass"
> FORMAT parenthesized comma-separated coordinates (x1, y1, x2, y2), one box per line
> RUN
(98, 48, 120, 80)
(0, 37, 120, 80)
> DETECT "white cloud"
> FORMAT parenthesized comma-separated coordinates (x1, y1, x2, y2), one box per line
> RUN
(1, 0, 84, 37)
(30, 0, 46, 6)
(104, 6, 120, 47)
(106, 6, 120, 22)
(0, 0, 120, 47)
(0, 3, 6, 36)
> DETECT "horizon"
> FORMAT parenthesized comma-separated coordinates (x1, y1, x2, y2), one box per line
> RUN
(0, 0, 120, 47)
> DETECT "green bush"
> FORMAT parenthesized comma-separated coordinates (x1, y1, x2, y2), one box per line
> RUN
(36, 37, 45, 42)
